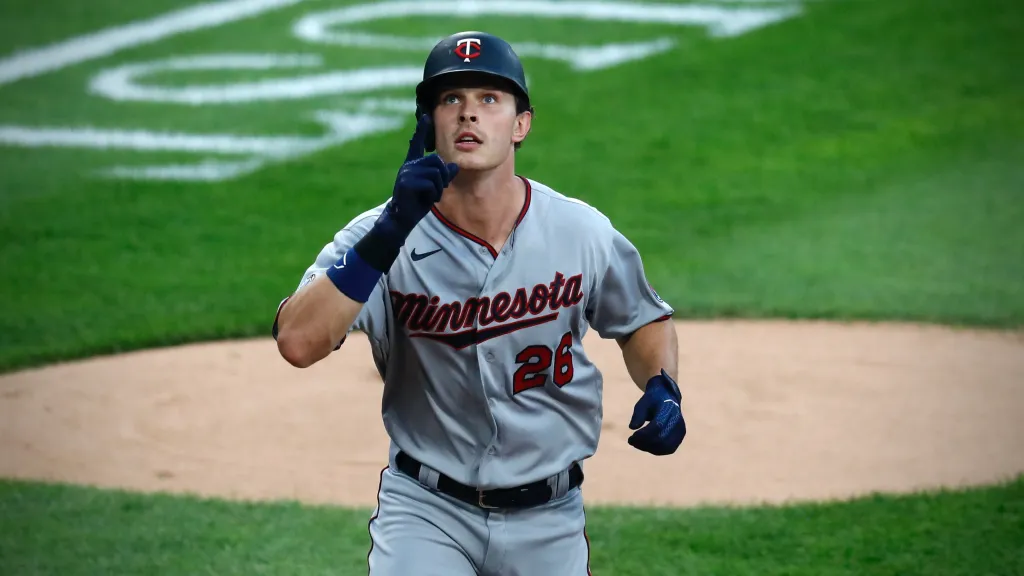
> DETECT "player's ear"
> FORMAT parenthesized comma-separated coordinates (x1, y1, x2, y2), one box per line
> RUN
(512, 108, 532, 145)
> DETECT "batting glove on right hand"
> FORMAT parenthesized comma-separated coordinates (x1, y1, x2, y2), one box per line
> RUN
(378, 114, 459, 239)
(628, 369, 687, 456)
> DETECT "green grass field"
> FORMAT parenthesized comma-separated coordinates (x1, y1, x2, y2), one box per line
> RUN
(2, 476, 1023, 576)
(1, 0, 1022, 573)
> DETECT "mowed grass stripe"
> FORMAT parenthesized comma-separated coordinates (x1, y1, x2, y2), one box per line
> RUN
(658, 141, 1024, 326)
(1, 475, 1022, 575)
(0, 0, 191, 57)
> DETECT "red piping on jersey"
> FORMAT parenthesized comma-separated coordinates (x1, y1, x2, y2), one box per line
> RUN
(584, 502, 593, 576)
(430, 175, 532, 258)
(365, 466, 385, 575)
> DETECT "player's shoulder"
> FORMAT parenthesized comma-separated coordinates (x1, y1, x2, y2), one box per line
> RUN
(330, 201, 387, 241)
(308, 201, 387, 267)
(525, 178, 614, 229)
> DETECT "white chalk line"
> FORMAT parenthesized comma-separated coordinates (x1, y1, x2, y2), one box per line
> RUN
(0, 110, 408, 182)
(0, 111, 405, 155)
(0, 0, 807, 182)
(88, 53, 423, 105)
(293, 1, 802, 42)
(0, 0, 308, 87)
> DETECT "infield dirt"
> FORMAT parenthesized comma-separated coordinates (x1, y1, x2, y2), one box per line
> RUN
(2, 320, 1023, 507)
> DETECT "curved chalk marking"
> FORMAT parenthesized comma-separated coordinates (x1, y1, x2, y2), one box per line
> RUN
(88, 53, 422, 105)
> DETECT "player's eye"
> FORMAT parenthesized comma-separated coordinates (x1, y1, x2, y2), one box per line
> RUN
(482, 94, 497, 104)
(442, 94, 459, 104)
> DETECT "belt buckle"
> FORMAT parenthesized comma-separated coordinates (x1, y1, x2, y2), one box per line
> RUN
(478, 490, 498, 509)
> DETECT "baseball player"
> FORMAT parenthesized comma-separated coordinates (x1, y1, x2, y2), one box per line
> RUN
(273, 31, 686, 575)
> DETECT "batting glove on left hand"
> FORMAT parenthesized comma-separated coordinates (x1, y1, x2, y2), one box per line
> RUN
(628, 369, 686, 456)
(375, 114, 459, 242)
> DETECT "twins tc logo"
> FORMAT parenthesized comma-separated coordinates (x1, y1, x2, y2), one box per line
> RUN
(454, 38, 482, 62)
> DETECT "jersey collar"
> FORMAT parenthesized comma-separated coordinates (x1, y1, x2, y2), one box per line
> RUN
(430, 175, 532, 259)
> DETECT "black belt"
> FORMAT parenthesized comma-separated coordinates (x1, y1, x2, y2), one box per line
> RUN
(395, 450, 584, 510)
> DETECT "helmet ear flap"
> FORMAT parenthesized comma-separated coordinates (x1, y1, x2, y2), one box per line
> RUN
(415, 104, 436, 153)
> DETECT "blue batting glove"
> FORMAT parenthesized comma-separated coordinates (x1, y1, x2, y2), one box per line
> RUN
(347, 115, 459, 274)
(377, 114, 459, 241)
(627, 369, 686, 455)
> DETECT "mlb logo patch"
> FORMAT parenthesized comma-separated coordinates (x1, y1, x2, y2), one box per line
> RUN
(300, 271, 317, 289)
(649, 282, 664, 303)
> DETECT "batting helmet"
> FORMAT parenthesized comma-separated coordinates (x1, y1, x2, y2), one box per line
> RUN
(414, 31, 532, 152)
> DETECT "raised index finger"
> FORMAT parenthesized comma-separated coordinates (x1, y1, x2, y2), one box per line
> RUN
(405, 114, 432, 163)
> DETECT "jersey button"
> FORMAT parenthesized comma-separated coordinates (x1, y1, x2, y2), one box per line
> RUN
(479, 247, 488, 255)
(485, 352, 495, 362)
(488, 447, 496, 455)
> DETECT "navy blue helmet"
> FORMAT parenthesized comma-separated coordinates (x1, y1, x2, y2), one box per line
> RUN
(414, 31, 531, 151)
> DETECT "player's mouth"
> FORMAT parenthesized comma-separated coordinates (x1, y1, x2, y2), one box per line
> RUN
(454, 131, 483, 151)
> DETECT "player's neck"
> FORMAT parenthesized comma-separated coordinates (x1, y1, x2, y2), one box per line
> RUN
(437, 165, 526, 253)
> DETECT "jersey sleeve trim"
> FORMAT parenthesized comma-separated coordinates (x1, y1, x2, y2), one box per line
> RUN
(271, 296, 290, 341)
(271, 294, 346, 350)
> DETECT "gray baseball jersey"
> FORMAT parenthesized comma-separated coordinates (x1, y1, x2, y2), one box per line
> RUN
(290, 177, 673, 489)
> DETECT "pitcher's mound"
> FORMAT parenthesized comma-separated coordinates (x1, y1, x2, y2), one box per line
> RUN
(1, 320, 1022, 507)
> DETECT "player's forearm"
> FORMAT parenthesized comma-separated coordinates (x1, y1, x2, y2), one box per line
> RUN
(617, 319, 678, 392)
(275, 276, 364, 368)
(276, 212, 411, 368)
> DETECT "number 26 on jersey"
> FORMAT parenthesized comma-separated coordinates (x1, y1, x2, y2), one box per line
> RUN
(512, 331, 575, 394)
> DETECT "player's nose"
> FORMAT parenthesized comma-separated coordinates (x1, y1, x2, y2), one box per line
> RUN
(457, 99, 479, 123)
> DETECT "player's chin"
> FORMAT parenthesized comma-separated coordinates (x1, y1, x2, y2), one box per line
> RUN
(445, 150, 494, 171)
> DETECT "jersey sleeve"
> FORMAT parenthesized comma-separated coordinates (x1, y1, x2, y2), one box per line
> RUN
(272, 205, 391, 352)
(585, 225, 674, 340)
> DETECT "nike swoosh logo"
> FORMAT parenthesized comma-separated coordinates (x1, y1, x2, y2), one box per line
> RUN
(410, 248, 442, 262)
(410, 313, 560, 350)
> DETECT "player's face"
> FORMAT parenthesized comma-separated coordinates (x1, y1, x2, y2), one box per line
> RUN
(431, 84, 531, 172)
